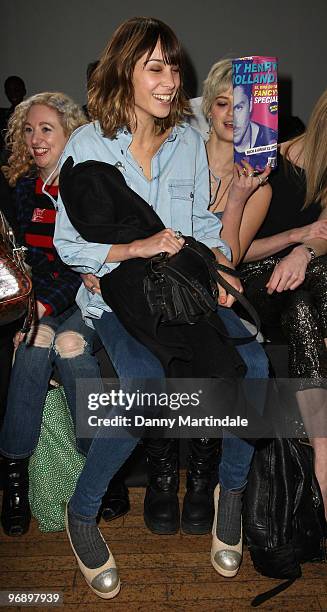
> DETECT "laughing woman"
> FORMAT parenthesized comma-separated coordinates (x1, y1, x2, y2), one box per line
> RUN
(54, 18, 269, 598)
(0, 93, 102, 537)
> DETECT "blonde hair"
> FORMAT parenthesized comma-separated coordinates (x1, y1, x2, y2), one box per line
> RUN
(285, 89, 327, 209)
(88, 16, 189, 138)
(201, 59, 232, 119)
(2, 92, 87, 186)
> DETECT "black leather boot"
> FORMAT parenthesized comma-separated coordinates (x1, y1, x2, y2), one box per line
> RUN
(1, 458, 31, 536)
(181, 438, 221, 534)
(143, 438, 179, 534)
(99, 469, 130, 522)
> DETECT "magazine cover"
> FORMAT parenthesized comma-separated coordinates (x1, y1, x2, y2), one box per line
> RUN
(232, 56, 278, 171)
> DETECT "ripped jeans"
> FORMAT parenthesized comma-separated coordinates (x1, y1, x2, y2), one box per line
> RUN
(0, 306, 100, 459)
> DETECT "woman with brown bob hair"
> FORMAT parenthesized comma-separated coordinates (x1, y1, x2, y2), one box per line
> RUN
(54, 17, 269, 598)
(87, 17, 188, 137)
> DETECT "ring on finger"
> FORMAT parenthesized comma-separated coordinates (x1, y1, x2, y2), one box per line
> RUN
(248, 172, 255, 177)
(242, 168, 248, 176)
(256, 175, 264, 186)
(174, 230, 183, 240)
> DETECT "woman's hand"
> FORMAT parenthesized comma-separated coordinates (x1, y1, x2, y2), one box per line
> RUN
(13, 301, 46, 349)
(81, 273, 102, 295)
(130, 229, 185, 259)
(36, 301, 46, 320)
(213, 250, 243, 307)
(13, 331, 26, 349)
(266, 245, 311, 294)
(228, 161, 271, 207)
(290, 219, 327, 244)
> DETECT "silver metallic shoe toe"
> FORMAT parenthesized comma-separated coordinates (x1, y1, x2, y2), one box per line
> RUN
(214, 549, 242, 572)
(91, 568, 120, 593)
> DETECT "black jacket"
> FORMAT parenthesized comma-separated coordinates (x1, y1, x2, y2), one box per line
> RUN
(59, 157, 245, 379)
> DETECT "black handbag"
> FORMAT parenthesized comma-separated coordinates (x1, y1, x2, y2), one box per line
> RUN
(243, 438, 326, 606)
(144, 235, 260, 342)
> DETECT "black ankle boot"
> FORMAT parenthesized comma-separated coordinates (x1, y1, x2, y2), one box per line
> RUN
(99, 471, 130, 522)
(144, 438, 179, 534)
(1, 458, 31, 536)
(181, 438, 221, 534)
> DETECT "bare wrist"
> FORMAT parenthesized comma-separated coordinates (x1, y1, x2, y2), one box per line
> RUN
(289, 227, 302, 243)
(294, 244, 311, 262)
(226, 191, 247, 208)
(127, 240, 140, 258)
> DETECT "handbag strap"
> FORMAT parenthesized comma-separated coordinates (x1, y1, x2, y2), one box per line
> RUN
(20, 293, 35, 333)
(208, 262, 261, 344)
(185, 242, 261, 340)
(148, 242, 261, 343)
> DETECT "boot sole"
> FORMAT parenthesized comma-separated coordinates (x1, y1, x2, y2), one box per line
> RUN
(1, 511, 31, 537)
(181, 518, 212, 535)
(101, 502, 131, 522)
(2, 523, 30, 537)
(144, 512, 179, 535)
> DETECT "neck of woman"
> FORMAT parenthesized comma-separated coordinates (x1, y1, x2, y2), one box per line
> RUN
(132, 107, 168, 144)
(206, 135, 234, 178)
(39, 169, 59, 186)
(131, 116, 171, 157)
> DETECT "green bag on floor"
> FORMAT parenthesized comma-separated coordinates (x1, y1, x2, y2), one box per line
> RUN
(28, 385, 86, 532)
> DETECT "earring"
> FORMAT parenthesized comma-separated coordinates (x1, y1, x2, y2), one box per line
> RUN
(207, 116, 213, 135)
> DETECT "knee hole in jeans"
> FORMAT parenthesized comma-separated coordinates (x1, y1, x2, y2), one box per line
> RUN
(26, 324, 55, 348)
(54, 331, 87, 358)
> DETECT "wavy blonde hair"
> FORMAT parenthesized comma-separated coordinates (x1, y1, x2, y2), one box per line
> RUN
(285, 89, 327, 209)
(2, 92, 87, 186)
(88, 16, 189, 138)
(201, 59, 232, 120)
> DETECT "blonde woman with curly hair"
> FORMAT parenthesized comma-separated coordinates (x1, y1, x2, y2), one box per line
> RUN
(3, 91, 86, 186)
(0, 92, 103, 539)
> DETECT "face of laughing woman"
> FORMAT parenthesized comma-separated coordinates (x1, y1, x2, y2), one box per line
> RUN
(132, 40, 180, 127)
(210, 87, 234, 144)
(24, 104, 68, 181)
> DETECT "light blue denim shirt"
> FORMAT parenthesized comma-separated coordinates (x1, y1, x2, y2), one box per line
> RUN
(54, 121, 230, 325)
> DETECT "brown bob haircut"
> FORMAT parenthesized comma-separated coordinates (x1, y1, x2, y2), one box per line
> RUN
(88, 16, 189, 137)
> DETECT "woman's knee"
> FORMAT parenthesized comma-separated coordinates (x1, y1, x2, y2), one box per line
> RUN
(54, 331, 88, 359)
(26, 324, 55, 348)
(283, 291, 316, 333)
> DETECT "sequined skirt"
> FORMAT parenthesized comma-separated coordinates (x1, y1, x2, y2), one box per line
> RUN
(240, 254, 327, 384)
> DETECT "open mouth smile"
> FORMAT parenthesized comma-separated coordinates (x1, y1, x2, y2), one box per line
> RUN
(33, 147, 49, 157)
(152, 93, 174, 103)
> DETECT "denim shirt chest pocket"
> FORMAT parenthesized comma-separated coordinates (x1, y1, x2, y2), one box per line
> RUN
(169, 179, 194, 234)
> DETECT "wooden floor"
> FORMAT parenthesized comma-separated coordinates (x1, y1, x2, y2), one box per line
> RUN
(0, 477, 326, 612)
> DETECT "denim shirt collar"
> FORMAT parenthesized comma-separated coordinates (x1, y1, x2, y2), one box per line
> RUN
(94, 121, 180, 151)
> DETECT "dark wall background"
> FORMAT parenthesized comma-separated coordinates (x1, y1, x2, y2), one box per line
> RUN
(2, 0, 327, 124)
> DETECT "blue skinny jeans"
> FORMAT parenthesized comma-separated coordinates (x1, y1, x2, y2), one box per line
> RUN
(69, 308, 268, 520)
(0, 307, 100, 459)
